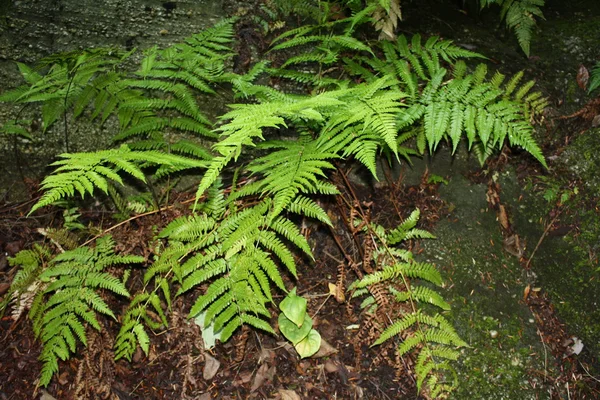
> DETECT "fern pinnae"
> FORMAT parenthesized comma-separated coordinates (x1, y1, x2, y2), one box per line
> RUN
(26, 236, 143, 386)
(287, 195, 333, 225)
(351, 210, 463, 397)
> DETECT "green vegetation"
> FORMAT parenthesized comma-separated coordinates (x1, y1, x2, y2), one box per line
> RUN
(0, 3, 551, 397)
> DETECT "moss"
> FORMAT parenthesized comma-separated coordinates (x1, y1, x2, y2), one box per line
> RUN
(417, 172, 556, 399)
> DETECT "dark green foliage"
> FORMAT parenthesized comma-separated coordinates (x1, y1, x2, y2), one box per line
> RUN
(0, 48, 134, 132)
(0, 119, 33, 140)
(480, 0, 545, 56)
(116, 19, 237, 144)
(589, 62, 600, 94)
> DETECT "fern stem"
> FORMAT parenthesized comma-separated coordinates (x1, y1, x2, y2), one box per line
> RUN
(81, 195, 199, 247)
(62, 72, 77, 153)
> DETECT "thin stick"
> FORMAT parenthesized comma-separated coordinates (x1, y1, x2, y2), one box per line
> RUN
(525, 212, 561, 269)
(81, 196, 197, 247)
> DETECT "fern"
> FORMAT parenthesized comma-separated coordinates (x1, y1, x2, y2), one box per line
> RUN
(0, 48, 134, 133)
(269, 19, 372, 89)
(589, 62, 600, 94)
(1, 16, 553, 396)
(350, 210, 466, 398)
(270, 23, 546, 167)
(30, 145, 208, 213)
(0, 119, 33, 140)
(194, 90, 345, 203)
(316, 76, 410, 175)
(154, 182, 313, 343)
(344, 34, 546, 165)
(114, 18, 238, 145)
(114, 291, 167, 361)
(232, 134, 339, 221)
(0, 244, 51, 320)
(9, 236, 144, 386)
(480, 0, 545, 56)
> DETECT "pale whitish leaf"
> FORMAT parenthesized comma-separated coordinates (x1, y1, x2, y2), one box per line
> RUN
(40, 390, 58, 400)
(193, 310, 223, 349)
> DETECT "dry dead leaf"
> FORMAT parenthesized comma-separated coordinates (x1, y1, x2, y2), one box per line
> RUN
(278, 389, 302, 400)
(577, 64, 589, 90)
(40, 390, 57, 400)
(523, 284, 531, 301)
(259, 348, 275, 364)
(0, 282, 9, 296)
(498, 204, 510, 231)
(324, 359, 340, 373)
(203, 353, 220, 380)
(310, 337, 337, 358)
(251, 363, 275, 392)
(503, 234, 524, 258)
(328, 282, 345, 303)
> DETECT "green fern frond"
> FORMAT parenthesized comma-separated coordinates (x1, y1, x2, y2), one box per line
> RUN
(245, 138, 338, 219)
(26, 236, 143, 386)
(287, 196, 332, 225)
(481, 0, 545, 56)
(157, 192, 314, 343)
(390, 285, 450, 310)
(588, 62, 600, 94)
(350, 210, 464, 398)
(195, 92, 344, 202)
(114, 294, 158, 362)
(30, 145, 208, 213)
(399, 65, 546, 165)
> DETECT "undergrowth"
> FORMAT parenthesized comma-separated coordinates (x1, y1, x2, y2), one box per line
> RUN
(0, 8, 547, 398)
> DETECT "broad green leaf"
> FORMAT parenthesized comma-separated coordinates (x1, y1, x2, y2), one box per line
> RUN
(279, 288, 306, 327)
(294, 329, 321, 358)
(279, 313, 313, 345)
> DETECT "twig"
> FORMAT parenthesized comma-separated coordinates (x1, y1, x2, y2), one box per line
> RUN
(578, 360, 600, 384)
(536, 328, 549, 382)
(81, 196, 197, 247)
(525, 211, 561, 269)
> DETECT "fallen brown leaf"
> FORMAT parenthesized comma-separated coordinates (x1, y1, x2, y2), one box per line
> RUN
(324, 359, 340, 373)
(328, 282, 345, 303)
(310, 337, 337, 358)
(203, 353, 220, 380)
(278, 389, 302, 400)
(498, 204, 510, 231)
(577, 64, 589, 90)
(523, 284, 531, 301)
(251, 363, 276, 392)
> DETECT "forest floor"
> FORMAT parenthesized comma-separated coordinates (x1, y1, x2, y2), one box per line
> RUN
(1, 0, 600, 399)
